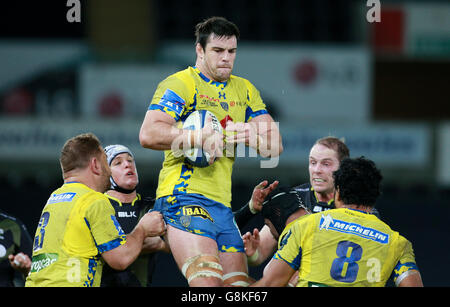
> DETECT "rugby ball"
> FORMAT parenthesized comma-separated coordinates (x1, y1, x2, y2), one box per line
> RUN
(182, 110, 222, 167)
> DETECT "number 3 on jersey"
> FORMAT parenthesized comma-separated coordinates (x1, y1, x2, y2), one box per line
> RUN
(33, 212, 50, 252)
(330, 240, 362, 283)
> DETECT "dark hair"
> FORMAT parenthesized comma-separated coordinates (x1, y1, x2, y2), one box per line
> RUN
(333, 157, 382, 207)
(314, 136, 350, 162)
(195, 16, 240, 50)
(60, 133, 103, 174)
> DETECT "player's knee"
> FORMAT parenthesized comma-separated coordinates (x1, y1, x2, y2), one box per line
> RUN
(181, 254, 223, 286)
(223, 272, 250, 287)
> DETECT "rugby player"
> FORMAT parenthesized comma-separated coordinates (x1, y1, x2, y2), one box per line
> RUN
(251, 157, 423, 287)
(101, 144, 169, 287)
(25, 133, 166, 287)
(242, 137, 351, 266)
(139, 17, 282, 286)
(0, 210, 32, 286)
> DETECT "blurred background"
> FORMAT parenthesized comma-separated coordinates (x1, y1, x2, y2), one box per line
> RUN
(0, 0, 449, 286)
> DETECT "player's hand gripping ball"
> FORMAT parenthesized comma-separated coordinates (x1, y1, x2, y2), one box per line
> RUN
(183, 110, 223, 167)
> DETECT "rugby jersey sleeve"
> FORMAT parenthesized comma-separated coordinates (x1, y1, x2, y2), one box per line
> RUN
(243, 79, 268, 122)
(84, 199, 127, 254)
(273, 218, 308, 271)
(149, 75, 190, 121)
(391, 235, 419, 286)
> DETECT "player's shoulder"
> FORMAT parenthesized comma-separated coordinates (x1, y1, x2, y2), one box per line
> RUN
(75, 187, 112, 212)
(285, 210, 317, 237)
(289, 183, 312, 206)
(229, 73, 247, 82)
(173, 66, 194, 79)
(105, 193, 122, 207)
(266, 185, 301, 203)
(229, 74, 257, 88)
(0, 209, 17, 222)
(0, 210, 27, 235)
(158, 67, 193, 87)
(330, 208, 396, 233)
(292, 183, 312, 194)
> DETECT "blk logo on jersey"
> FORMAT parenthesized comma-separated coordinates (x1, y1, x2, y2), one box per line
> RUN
(117, 211, 137, 218)
(313, 205, 331, 213)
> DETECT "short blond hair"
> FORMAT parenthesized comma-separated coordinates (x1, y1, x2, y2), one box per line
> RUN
(60, 133, 103, 174)
(314, 136, 350, 162)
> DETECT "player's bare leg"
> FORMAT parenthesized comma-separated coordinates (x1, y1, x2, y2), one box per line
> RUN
(167, 225, 224, 287)
(220, 251, 249, 286)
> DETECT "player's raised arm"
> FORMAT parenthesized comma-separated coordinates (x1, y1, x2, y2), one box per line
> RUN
(139, 109, 184, 151)
(140, 110, 222, 160)
(250, 257, 295, 287)
(102, 211, 166, 271)
(243, 226, 278, 266)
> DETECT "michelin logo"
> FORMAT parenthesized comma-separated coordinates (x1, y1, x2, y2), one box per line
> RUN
(319, 214, 389, 244)
(47, 192, 76, 204)
(319, 214, 334, 230)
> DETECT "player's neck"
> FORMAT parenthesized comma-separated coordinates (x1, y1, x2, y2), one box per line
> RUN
(315, 190, 334, 203)
(340, 204, 372, 213)
(107, 189, 137, 204)
(195, 62, 225, 83)
(196, 65, 212, 81)
(64, 172, 101, 193)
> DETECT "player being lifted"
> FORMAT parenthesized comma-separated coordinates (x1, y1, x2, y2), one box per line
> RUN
(139, 16, 282, 286)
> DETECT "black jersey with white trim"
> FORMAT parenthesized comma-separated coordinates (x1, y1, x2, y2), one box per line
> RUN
(292, 183, 381, 218)
(101, 194, 158, 287)
(291, 183, 335, 214)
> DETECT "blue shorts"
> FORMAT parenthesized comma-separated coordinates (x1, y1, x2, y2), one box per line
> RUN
(153, 194, 244, 253)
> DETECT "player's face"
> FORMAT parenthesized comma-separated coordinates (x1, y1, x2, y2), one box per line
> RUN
(110, 153, 139, 190)
(308, 144, 340, 196)
(196, 34, 237, 82)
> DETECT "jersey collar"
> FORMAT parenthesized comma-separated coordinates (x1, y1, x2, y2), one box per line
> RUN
(193, 66, 228, 89)
(310, 186, 334, 205)
(347, 208, 370, 214)
(105, 193, 141, 207)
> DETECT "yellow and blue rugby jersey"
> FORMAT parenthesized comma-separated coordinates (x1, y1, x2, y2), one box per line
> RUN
(25, 182, 126, 287)
(274, 208, 418, 287)
(149, 66, 267, 207)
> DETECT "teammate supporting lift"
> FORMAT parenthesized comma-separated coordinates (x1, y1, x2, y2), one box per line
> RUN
(26, 133, 166, 287)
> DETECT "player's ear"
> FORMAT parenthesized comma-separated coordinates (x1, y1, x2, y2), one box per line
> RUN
(89, 156, 101, 176)
(196, 43, 204, 59)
